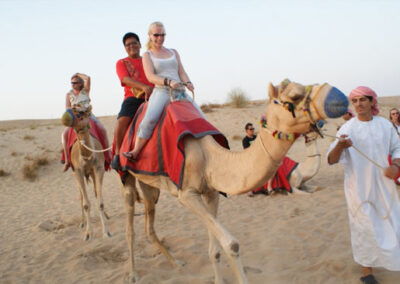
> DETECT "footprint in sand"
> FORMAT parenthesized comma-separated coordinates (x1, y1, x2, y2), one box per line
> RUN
(37, 220, 65, 232)
(244, 266, 262, 274)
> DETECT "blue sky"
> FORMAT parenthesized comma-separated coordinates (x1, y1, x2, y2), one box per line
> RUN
(1, 0, 399, 120)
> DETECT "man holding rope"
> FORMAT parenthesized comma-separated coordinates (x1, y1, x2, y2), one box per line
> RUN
(327, 86, 400, 284)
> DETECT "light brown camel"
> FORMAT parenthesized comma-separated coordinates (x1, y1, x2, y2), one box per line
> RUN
(120, 80, 348, 283)
(289, 131, 322, 193)
(64, 107, 111, 240)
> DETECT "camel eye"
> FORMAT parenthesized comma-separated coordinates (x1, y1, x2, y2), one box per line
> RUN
(291, 94, 303, 102)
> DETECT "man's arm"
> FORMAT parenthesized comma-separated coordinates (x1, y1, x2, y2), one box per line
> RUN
(327, 135, 352, 165)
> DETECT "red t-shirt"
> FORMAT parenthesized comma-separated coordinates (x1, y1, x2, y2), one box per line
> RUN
(116, 57, 154, 100)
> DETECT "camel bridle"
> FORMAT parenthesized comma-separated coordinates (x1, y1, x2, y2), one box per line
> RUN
(272, 83, 326, 138)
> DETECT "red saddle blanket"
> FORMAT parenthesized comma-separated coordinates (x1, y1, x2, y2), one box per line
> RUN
(117, 101, 229, 188)
(253, 156, 298, 194)
(61, 118, 111, 171)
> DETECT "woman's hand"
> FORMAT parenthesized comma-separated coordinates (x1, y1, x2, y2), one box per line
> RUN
(186, 82, 194, 93)
(169, 80, 181, 89)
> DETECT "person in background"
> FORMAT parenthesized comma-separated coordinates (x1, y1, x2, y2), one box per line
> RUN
(337, 109, 354, 130)
(112, 32, 154, 170)
(62, 73, 109, 172)
(242, 122, 257, 149)
(388, 107, 400, 184)
(327, 86, 400, 284)
(389, 107, 400, 137)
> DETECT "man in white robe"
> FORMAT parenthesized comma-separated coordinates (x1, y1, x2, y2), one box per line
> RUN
(327, 86, 400, 284)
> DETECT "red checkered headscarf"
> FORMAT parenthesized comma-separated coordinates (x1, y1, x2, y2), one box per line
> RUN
(349, 86, 379, 116)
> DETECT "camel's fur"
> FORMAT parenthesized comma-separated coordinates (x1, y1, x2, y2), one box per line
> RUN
(70, 116, 111, 240)
(120, 80, 345, 283)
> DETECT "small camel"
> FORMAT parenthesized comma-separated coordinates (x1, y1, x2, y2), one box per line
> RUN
(289, 131, 322, 193)
(65, 108, 111, 240)
(120, 80, 348, 283)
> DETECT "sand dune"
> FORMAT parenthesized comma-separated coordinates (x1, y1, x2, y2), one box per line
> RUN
(0, 97, 399, 283)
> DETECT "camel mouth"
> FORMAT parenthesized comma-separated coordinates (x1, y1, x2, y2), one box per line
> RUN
(323, 87, 349, 118)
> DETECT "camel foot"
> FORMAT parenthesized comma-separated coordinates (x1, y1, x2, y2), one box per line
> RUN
(103, 231, 112, 238)
(174, 259, 186, 269)
(291, 187, 310, 195)
(127, 271, 139, 283)
(84, 232, 93, 241)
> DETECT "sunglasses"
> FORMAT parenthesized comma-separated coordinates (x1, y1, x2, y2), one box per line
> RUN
(71, 82, 81, 85)
(248, 128, 255, 130)
(391, 112, 399, 115)
(153, 33, 166, 37)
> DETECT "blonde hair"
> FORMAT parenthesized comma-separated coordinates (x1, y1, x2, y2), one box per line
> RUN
(146, 21, 165, 50)
(71, 74, 84, 91)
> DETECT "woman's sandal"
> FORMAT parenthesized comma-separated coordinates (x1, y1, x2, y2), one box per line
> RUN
(360, 274, 378, 284)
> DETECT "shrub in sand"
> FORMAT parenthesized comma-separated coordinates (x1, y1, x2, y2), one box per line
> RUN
(227, 87, 249, 108)
(22, 156, 49, 181)
(23, 134, 35, 140)
(232, 134, 242, 141)
(200, 103, 224, 113)
(23, 163, 38, 181)
(0, 169, 10, 177)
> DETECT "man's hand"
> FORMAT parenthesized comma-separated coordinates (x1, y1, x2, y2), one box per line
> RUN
(141, 85, 153, 97)
(337, 134, 352, 149)
(384, 164, 399, 179)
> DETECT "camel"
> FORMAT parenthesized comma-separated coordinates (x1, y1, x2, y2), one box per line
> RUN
(289, 131, 322, 193)
(120, 80, 348, 283)
(63, 105, 111, 240)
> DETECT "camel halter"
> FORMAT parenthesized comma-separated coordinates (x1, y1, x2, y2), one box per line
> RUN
(273, 83, 326, 138)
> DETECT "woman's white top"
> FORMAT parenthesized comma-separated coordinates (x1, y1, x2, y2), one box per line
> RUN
(148, 49, 181, 86)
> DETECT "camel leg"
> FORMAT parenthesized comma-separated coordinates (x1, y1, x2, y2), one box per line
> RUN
(122, 176, 139, 283)
(78, 189, 85, 228)
(179, 188, 247, 284)
(139, 182, 183, 267)
(73, 170, 93, 240)
(92, 168, 111, 238)
(202, 190, 223, 284)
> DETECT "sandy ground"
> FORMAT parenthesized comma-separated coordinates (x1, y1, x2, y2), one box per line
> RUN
(0, 97, 399, 284)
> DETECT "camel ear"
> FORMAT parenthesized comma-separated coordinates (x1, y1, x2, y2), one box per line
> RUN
(268, 82, 278, 99)
(278, 78, 291, 94)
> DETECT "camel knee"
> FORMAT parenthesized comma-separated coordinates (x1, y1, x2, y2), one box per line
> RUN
(83, 204, 89, 211)
(223, 240, 240, 257)
(99, 203, 104, 210)
(210, 250, 221, 262)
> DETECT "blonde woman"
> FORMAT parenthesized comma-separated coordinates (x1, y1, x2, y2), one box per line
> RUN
(123, 21, 203, 161)
(61, 73, 109, 171)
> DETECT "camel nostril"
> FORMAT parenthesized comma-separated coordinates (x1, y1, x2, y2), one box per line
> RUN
(324, 87, 348, 118)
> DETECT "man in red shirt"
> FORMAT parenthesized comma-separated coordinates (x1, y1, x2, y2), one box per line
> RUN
(112, 32, 154, 170)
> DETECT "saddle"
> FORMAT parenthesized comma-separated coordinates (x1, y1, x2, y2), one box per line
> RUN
(61, 118, 111, 171)
(116, 101, 229, 187)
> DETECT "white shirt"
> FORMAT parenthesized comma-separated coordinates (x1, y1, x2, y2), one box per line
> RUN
(327, 116, 400, 270)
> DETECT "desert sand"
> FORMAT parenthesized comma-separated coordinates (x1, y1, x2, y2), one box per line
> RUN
(0, 97, 399, 284)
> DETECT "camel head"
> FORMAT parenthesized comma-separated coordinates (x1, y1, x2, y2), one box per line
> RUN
(266, 79, 348, 136)
(61, 105, 92, 135)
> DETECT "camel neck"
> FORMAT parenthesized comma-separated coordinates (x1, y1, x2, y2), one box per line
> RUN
(203, 130, 294, 195)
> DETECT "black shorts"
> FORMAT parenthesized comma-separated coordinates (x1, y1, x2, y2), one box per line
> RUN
(117, 97, 145, 119)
